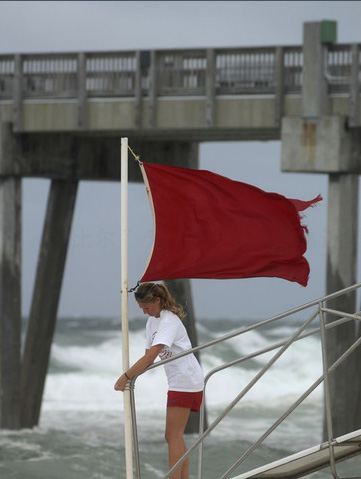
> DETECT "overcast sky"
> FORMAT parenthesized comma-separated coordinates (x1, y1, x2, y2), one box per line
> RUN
(1, 1, 361, 321)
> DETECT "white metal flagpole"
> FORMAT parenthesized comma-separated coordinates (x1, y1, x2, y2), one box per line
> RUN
(121, 137, 133, 479)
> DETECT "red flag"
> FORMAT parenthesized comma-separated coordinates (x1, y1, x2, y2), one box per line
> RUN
(139, 162, 322, 287)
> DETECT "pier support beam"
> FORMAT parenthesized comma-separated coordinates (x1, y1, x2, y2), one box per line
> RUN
(20, 179, 78, 428)
(324, 173, 361, 438)
(0, 182, 21, 428)
(0, 177, 21, 429)
(0, 123, 21, 429)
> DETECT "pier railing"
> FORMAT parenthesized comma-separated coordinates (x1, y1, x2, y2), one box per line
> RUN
(128, 282, 361, 479)
(0, 43, 360, 100)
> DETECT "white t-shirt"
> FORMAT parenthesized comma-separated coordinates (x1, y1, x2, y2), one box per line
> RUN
(145, 309, 204, 392)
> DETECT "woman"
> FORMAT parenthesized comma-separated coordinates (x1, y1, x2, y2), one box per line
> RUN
(114, 282, 204, 479)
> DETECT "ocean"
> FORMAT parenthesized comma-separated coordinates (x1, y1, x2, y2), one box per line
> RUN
(1, 315, 360, 479)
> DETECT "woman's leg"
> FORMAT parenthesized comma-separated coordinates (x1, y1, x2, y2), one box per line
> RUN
(165, 406, 191, 479)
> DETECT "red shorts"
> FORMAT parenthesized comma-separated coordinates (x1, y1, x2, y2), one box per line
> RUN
(167, 390, 203, 412)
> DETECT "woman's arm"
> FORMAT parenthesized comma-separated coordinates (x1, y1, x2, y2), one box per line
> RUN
(114, 343, 164, 391)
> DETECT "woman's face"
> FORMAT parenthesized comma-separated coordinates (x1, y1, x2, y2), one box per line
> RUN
(137, 297, 161, 318)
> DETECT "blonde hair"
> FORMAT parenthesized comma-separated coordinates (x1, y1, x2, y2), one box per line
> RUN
(134, 282, 185, 320)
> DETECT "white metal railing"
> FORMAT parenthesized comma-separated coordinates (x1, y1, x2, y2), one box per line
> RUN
(157, 50, 207, 95)
(0, 44, 359, 101)
(0, 54, 15, 98)
(127, 282, 361, 479)
(86, 51, 137, 96)
(22, 53, 78, 98)
(216, 47, 277, 94)
(283, 46, 303, 94)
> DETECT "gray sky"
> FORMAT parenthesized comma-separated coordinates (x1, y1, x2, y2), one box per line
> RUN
(1, 1, 361, 320)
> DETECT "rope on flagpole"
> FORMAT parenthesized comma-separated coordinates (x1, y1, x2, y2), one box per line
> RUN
(129, 281, 140, 293)
(128, 145, 142, 164)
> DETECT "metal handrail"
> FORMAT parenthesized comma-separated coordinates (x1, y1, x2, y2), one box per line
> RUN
(127, 281, 361, 479)
(1, 43, 360, 100)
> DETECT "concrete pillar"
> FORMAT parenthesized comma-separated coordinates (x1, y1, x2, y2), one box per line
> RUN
(327, 174, 358, 297)
(0, 178, 21, 429)
(324, 174, 361, 438)
(302, 21, 332, 118)
(20, 179, 78, 428)
(0, 123, 21, 429)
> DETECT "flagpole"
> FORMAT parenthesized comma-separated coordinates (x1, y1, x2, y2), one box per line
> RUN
(121, 137, 133, 479)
